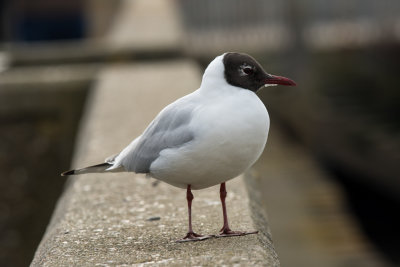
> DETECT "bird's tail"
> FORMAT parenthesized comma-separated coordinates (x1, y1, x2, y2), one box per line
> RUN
(61, 162, 123, 176)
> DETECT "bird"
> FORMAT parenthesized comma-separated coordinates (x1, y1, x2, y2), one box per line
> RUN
(61, 52, 296, 242)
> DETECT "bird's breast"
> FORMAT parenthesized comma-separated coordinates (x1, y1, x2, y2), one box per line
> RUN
(150, 90, 270, 189)
(194, 91, 270, 168)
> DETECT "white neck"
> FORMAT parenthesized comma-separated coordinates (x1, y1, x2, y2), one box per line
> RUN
(199, 54, 231, 94)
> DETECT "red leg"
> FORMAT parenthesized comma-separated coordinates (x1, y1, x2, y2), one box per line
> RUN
(176, 185, 213, 242)
(217, 182, 259, 237)
(219, 182, 232, 233)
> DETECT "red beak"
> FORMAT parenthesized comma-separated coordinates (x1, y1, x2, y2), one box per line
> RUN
(265, 74, 296, 86)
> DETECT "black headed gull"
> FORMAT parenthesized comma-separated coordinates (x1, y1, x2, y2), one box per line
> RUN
(62, 52, 296, 242)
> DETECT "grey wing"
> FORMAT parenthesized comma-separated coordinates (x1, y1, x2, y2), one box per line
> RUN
(120, 102, 195, 173)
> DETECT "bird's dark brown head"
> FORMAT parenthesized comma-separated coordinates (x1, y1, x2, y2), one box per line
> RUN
(223, 52, 296, 92)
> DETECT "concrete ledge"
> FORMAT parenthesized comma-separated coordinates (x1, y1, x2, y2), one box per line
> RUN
(31, 61, 279, 266)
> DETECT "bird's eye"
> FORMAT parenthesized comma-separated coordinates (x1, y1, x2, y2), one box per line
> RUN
(243, 67, 254, 75)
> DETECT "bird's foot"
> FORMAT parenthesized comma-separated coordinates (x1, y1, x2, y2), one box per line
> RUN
(176, 231, 213, 242)
(216, 227, 258, 238)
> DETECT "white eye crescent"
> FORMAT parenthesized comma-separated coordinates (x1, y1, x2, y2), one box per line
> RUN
(243, 67, 253, 75)
(239, 64, 254, 76)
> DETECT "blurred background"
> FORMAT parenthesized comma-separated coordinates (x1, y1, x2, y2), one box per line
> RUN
(0, 0, 399, 266)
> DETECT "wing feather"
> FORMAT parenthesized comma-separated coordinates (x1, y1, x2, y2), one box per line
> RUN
(118, 99, 196, 173)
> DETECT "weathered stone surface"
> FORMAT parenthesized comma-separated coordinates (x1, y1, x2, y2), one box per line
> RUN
(31, 61, 279, 266)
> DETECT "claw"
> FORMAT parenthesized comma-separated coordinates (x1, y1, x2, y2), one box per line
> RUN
(216, 228, 258, 238)
(176, 232, 214, 242)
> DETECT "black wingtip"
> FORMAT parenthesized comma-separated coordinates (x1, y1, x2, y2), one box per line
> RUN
(61, 170, 75, 176)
